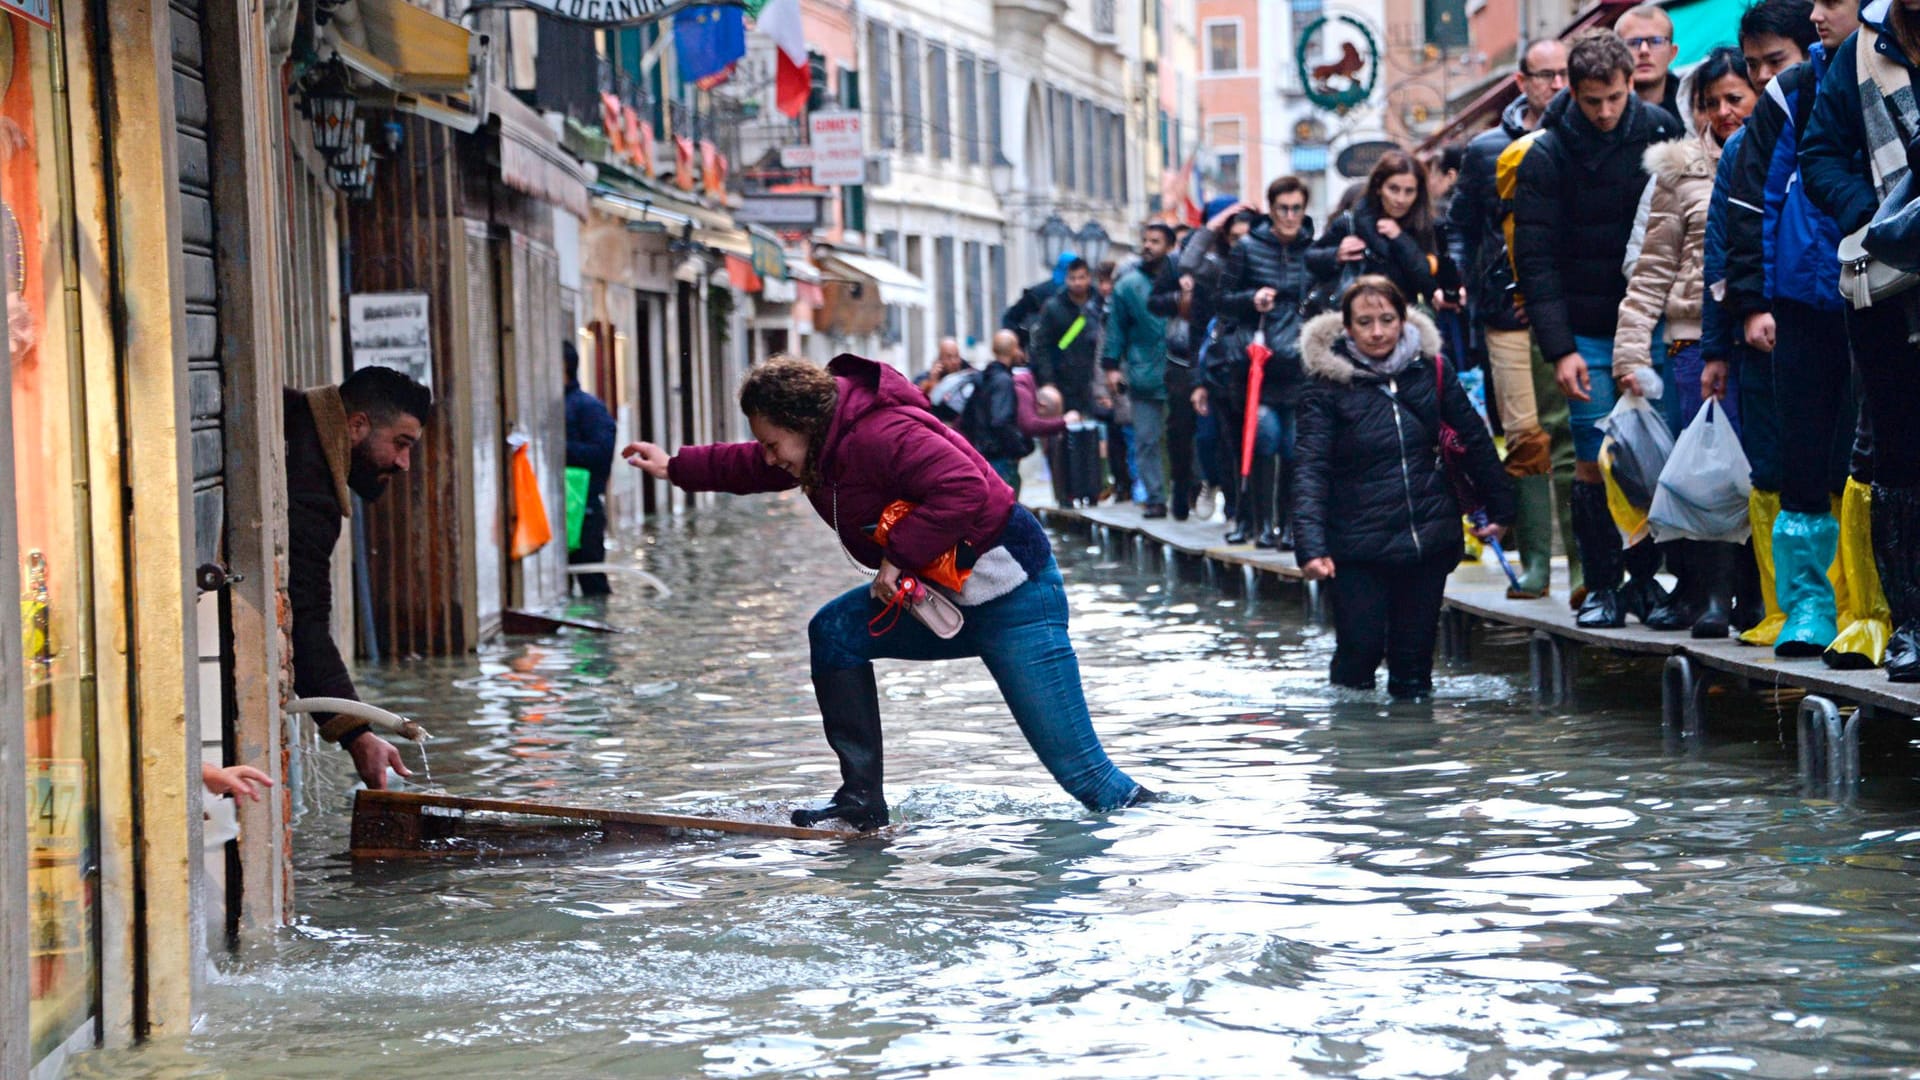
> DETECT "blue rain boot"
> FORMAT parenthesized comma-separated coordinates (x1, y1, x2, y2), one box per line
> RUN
(1773, 511, 1840, 659)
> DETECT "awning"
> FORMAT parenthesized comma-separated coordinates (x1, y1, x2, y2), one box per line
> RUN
(1417, 0, 1631, 152)
(329, 0, 472, 94)
(818, 252, 928, 308)
(591, 187, 700, 229)
(700, 227, 754, 259)
(493, 91, 591, 219)
(325, 0, 482, 132)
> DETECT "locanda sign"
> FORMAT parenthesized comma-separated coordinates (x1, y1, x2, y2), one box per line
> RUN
(475, 0, 743, 24)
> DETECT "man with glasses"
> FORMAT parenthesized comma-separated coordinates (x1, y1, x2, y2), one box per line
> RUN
(1447, 37, 1577, 601)
(1614, 4, 1682, 122)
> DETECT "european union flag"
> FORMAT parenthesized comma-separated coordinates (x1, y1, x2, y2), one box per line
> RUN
(674, 5, 746, 86)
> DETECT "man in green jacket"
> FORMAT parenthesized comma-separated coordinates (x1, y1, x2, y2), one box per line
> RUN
(1103, 223, 1175, 517)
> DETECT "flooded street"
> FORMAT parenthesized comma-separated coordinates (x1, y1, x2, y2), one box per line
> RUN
(75, 495, 1920, 1079)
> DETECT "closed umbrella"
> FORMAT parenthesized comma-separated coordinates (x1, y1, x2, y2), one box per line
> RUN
(1239, 321, 1271, 478)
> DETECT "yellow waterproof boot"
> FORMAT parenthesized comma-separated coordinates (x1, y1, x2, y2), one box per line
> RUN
(1826, 479, 1891, 668)
(1739, 489, 1786, 646)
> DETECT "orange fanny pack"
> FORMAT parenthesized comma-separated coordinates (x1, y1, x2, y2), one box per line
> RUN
(867, 500, 973, 593)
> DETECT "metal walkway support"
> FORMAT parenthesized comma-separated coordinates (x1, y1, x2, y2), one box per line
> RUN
(1303, 579, 1325, 623)
(1661, 655, 1709, 739)
(1528, 631, 1577, 707)
(1797, 695, 1859, 795)
(1440, 609, 1474, 664)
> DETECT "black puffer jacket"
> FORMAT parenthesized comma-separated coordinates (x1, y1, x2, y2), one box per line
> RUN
(1510, 90, 1683, 360)
(1293, 309, 1514, 566)
(1307, 204, 1440, 307)
(1031, 287, 1104, 415)
(1149, 225, 1235, 356)
(1449, 95, 1532, 331)
(1215, 216, 1317, 407)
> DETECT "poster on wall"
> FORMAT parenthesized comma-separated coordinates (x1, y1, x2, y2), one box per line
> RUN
(349, 292, 433, 390)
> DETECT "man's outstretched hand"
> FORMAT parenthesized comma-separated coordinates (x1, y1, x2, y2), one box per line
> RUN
(345, 731, 413, 790)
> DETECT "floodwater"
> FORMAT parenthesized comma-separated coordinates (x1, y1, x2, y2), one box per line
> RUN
(72, 495, 1920, 1079)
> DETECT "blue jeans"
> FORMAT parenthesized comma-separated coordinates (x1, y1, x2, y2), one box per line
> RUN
(807, 562, 1141, 812)
(1132, 397, 1168, 504)
(1568, 335, 1620, 463)
(1252, 403, 1295, 461)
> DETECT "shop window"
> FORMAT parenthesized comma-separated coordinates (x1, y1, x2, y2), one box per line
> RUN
(5, 9, 100, 1065)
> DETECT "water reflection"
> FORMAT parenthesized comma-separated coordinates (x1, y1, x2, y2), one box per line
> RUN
(70, 494, 1920, 1079)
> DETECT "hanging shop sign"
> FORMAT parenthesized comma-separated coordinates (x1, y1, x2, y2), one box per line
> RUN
(1296, 14, 1381, 115)
(790, 110, 865, 186)
(1335, 139, 1399, 178)
(349, 292, 434, 390)
(468, 0, 742, 25)
(0, 0, 51, 28)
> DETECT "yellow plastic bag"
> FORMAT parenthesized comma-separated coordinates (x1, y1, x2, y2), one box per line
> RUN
(1600, 437, 1650, 547)
(510, 441, 552, 560)
(1827, 478, 1891, 668)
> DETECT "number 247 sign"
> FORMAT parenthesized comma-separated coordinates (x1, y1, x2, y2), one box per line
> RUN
(30, 760, 83, 856)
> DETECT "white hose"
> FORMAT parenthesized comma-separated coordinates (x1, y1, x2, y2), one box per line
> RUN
(284, 697, 431, 743)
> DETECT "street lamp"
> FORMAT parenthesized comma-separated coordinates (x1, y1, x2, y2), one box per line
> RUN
(1037, 214, 1075, 269)
(989, 151, 1015, 198)
(300, 56, 357, 161)
(1076, 222, 1110, 261)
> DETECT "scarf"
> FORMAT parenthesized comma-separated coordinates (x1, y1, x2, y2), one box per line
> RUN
(1858, 24, 1920, 198)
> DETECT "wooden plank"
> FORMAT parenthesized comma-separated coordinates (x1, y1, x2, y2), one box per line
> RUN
(350, 789, 852, 861)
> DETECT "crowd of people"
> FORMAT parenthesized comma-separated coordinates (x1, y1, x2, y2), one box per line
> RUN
(965, 0, 1915, 697)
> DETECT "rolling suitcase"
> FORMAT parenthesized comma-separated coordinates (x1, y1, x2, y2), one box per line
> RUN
(1052, 421, 1103, 507)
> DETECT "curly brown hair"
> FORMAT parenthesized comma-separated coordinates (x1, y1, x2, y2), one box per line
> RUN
(739, 354, 838, 488)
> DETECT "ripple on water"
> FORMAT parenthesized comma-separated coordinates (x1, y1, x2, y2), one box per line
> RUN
(69, 496, 1920, 1079)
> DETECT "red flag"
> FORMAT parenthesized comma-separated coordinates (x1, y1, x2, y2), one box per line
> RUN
(1239, 328, 1273, 478)
(673, 135, 696, 191)
(759, 0, 811, 119)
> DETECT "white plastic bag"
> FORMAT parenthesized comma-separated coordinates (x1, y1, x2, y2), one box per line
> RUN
(1648, 399, 1753, 542)
(1598, 392, 1673, 511)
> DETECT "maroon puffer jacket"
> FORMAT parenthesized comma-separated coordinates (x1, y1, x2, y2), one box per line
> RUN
(668, 354, 1018, 572)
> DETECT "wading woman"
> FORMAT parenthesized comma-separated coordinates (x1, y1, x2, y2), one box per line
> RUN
(622, 354, 1150, 830)
(1294, 278, 1514, 700)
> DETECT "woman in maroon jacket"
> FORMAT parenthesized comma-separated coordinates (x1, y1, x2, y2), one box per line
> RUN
(624, 354, 1149, 830)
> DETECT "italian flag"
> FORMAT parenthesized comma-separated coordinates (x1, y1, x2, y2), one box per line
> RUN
(756, 0, 809, 119)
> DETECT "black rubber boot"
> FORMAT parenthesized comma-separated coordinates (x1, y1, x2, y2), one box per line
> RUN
(1573, 480, 1627, 629)
(1731, 540, 1764, 634)
(790, 665, 890, 831)
(1228, 456, 1272, 545)
(1643, 540, 1697, 631)
(1259, 457, 1292, 550)
(1691, 541, 1735, 639)
(1872, 483, 1920, 682)
(1621, 538, 1672, 625)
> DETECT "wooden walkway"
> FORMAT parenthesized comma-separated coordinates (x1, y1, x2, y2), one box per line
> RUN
(1032, 498, 1920, 789)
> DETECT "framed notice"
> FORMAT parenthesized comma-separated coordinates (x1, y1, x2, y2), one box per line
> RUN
(349, 291, 433, 390)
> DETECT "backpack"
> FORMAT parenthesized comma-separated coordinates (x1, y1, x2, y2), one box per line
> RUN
(1494, 128, 1548, 310)
(957, 363, 1033, 461)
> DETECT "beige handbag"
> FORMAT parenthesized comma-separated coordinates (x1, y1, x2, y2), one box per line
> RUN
(1839, 222, 1920, 308)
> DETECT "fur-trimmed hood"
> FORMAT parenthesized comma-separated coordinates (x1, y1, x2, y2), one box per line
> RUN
(1640, 127, 1719, 185)
(1299, 307, 1442, 384)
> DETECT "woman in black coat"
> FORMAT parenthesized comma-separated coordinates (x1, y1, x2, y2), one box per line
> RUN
(1294, 277, 1513, 700)
(1307, 150, 1442, 309)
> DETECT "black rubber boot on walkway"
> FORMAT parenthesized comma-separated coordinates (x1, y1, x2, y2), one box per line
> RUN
(1572, 480, 1627, 629)
(1621, 538, 1671, 625)
(1228, 456, 1272, 545)
(791, 665, 890, 831)
(1259, 457, 1293, 550)
(1643, 541, 1697, 630)
(1872, 484, 1920, 683)
(1691, 541, 1735, 639)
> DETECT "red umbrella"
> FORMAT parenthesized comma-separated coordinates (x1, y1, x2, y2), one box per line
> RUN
(1239, 322, 1272, 478)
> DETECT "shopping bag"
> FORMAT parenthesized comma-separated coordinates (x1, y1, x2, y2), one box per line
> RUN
(1647, 399, 1753, 543)
(509, 440, 552, 560)
(565, 466, 591, 552)
(866, 500, 974, 594)
(1601, 438, 1651, 546)
(1597, 393, 1673, 511)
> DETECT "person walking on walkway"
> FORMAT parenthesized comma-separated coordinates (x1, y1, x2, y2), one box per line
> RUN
(1449, 37, 1579, 602)
(1617, 3, 1685, 123)
(1214, 176, 1317, 549)
(285, 366, 431, 789)
(960, 330, 1037, 495)
(1800, 0, 1920, 681)
(1613, 47, 1757, 638)
(564, 342, 617, 597)
(1294, 277, 1515, 701)
(1032, 258, 1104, 419)
(1168, 198, 1255, 524)
(1511, 29, 1684, 629)
(620, 354, 1151, 828)
(1723, 0, 1854, 657)
(1309, 150, 1442, 310)
(1104, 224, 1176, 517)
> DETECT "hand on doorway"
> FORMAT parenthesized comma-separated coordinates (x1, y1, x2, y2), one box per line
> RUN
(621, 441, 672, 479)
(201, 762, 273, 802)
(345, 732, 413, 790)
